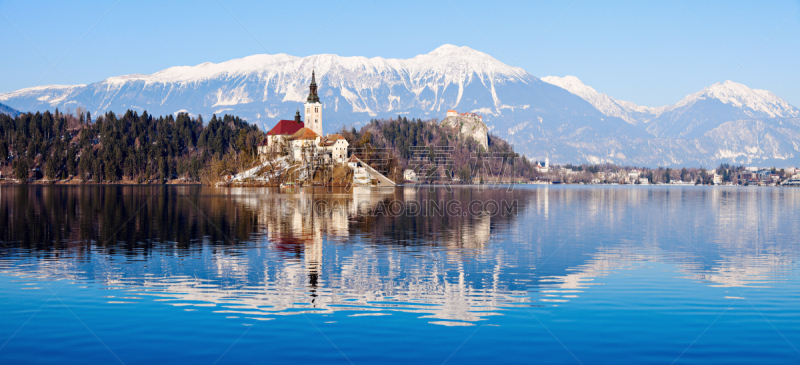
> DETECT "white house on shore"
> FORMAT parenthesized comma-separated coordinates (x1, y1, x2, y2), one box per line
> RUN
(535, 156, 550, 173)
(403, 169, 418, 182)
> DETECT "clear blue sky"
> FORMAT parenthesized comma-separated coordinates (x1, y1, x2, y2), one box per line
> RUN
(1, 0, 798, 108)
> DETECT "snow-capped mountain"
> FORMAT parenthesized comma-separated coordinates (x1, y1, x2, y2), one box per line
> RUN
(2, 45, 800, 167)
(541, 75, 659, 125)
(0, 45, 548, 125)
(542, 76, 800, 166)
(542, 77, 799, 136)
(0, 45, 636, 162)
(646, 80, 799, 139)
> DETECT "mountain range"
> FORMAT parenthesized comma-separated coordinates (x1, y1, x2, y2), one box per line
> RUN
(1, 44, 798, 167)
(0, 102, 19, 117)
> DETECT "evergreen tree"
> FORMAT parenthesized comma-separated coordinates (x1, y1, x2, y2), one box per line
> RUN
(44, 157, 58, 180)
(13, 158, 28, 182)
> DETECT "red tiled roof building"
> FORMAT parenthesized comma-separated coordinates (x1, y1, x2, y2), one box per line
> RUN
(268, 110, 304, 136)
(258, 110, 304, 148)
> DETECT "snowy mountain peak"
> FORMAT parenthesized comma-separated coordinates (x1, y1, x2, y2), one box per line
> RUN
(543, 76, 799, 125)
(675, 80, 799, 118)
(5, 46, 800, 167)
(107, 53, 301, 84)
(99, 45, 528, 87)
(429, 44, 469, 54)
(420, 44, 498, 62)
(541, 76, 599, 99)
(541, 75, 647, 124)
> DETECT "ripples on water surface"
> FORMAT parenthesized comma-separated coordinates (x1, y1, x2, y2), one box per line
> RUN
(1, 185, 799, 364)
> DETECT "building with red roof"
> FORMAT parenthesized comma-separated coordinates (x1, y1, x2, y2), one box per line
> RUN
(257, 110, 304, 159)
(268, 119, 304, 136)
(445, 109, 482, 121)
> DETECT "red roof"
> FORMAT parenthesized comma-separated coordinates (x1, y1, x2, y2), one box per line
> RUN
(320, 134, 346, 146)
(288, 127, 320, 141)
(267, 120, 304, 136)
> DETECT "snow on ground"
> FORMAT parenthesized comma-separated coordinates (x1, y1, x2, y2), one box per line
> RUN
(230, 156, 289, 182)
(228, 156, 314, 185)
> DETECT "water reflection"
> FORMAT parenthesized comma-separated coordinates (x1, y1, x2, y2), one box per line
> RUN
(1, 186, 799, 326)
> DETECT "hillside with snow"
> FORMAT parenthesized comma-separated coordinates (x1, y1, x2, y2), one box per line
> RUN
(645, 80, 800, 139)
(0, 45, 637, 163)
(0, 45, 550, 125)
(2, 45, 800, 167)
(540, 75, 659, 125)
(542, 76, 800, 166)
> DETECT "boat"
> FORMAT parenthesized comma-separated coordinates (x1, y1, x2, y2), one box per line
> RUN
(280, 182, 297, 189)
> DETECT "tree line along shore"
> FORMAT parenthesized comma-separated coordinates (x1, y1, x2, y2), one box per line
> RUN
(1, 109, 796, 186)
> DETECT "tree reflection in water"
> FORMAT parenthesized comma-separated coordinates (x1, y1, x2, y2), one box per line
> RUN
(1, 185, 799, 325)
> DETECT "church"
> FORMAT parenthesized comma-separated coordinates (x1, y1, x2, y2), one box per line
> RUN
(257, 70, 349, 164)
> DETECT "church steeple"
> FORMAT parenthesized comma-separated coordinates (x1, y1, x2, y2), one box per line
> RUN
(304, 69, 323, 136)
(307, 69, 320, 103)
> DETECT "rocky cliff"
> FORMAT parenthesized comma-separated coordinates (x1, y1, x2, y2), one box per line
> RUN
(440, 115, 489, 150)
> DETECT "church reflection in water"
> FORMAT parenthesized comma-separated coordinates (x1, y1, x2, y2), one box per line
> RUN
(196, 186, 527, 325)
(1, 185, 799, 326)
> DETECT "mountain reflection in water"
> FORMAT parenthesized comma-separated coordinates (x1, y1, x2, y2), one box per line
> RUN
(1, 185, 798, 327)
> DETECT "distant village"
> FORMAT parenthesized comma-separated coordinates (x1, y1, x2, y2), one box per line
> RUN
(517, 164, 800, 187)
(398, 155, 800, 187)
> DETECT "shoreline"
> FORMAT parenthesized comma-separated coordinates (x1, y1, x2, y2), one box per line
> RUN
(0, 179, 203, 186)
(1, 179, 794, 188)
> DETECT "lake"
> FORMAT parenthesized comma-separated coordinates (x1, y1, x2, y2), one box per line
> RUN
(1, 185, 799, 364)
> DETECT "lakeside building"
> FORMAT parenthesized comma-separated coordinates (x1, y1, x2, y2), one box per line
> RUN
(535, 156, 550, 173)
(713, 172, 722, 185)
(403, 169, 418, 182)
(627, 170, 641, 183)
(783, 174, 800, 186)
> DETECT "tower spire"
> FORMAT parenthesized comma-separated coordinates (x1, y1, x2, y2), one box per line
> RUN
(307, 68, 319, 103)
(304, 68, 322, 136)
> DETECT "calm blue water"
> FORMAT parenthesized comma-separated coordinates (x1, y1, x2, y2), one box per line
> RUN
(1, 185, 799, 364)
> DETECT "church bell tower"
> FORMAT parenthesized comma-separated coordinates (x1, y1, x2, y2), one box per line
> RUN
(304, 69, 323, 136)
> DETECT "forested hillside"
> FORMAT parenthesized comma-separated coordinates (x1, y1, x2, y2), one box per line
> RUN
(340, 117, 538, 182)
(0, 109, 263, 183)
